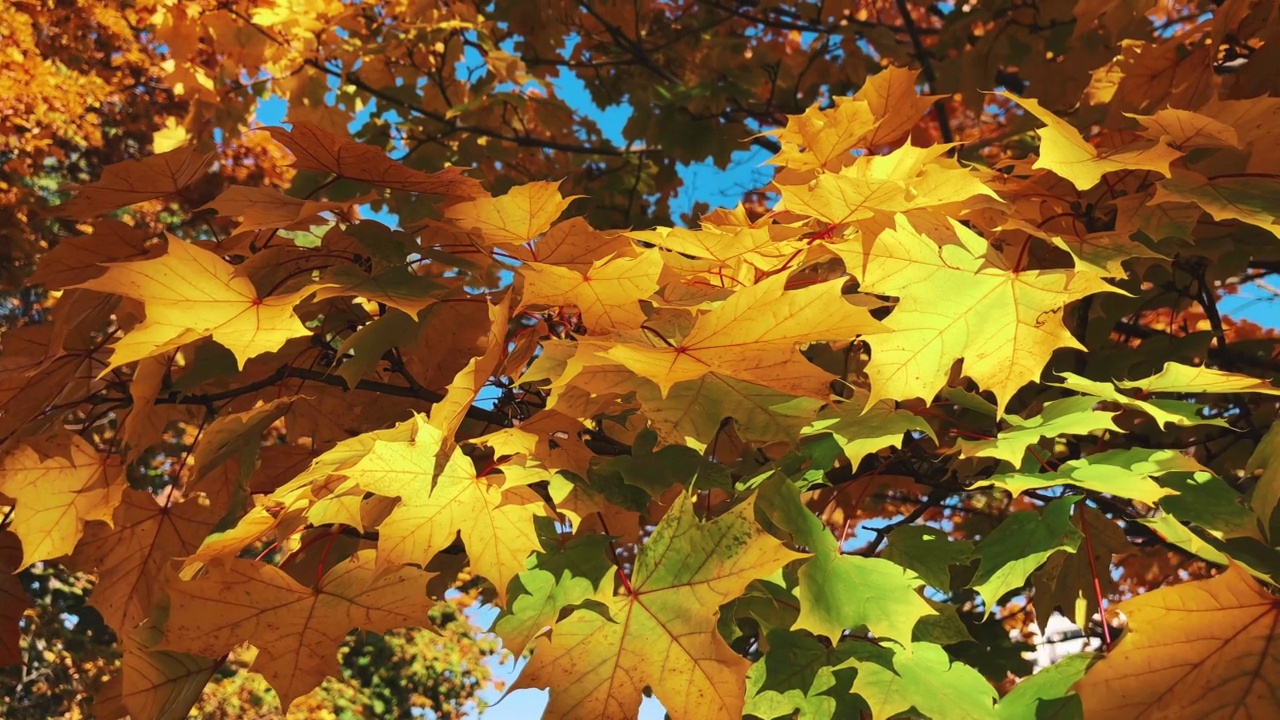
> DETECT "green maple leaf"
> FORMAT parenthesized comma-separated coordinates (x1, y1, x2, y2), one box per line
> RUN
(882, 525, 975, 591)
(844, 641, 998, 720)
(995, 652, 1097, 720)
(756, 476, 936, 643)
(1032, 505, 1129, 628)
(974, 448, 1203, 503)
(956, 396, 1123, 467)
(970, 497, 1083, 611)
(743, 629, 863, 720)
(1050, 371, 1230, 429)
(803, 400, 936, 468)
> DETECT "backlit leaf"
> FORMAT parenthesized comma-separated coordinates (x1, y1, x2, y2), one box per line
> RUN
(0, 433, 125, 569)
(516, 492, 804, 720)
(1002, 92, 1182, 190)
(970, 497, 1082, 611)
(73, 237, 320, 371)
(1075, 564, 1280, 718)
(54, 145, 213, 217)
(161, 550, 435, 708)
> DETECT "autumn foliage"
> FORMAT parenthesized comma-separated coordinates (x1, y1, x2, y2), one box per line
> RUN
(3, 0, 1280, 718)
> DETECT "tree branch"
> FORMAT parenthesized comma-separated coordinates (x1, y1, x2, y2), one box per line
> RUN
(892, 0, 954, 144)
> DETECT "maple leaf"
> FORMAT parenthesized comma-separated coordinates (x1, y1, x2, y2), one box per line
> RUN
(1074, 564, 1280, 718)
(73, 236, 321, 371)
(767, 98, 878, 169)
(757, 476, 936, 643)
(846, 641, 999, 720)
(92, 624, 216, 720)
(1152, 171, 1280, 238)
(200, 185, 351, 234)
(743, 628, 865, 720)
(975, 447, 1202, 503)
(518, 251, 662, 334)
(161, 550, 435, 708)
(995, 652, 1096, 719)
(852, 65, 938, 148)
(189, 397, 297, 483)
(516, 492, 804, 720)
(777, 144, 1001, 225)
(970, 497, 1082, 611)
(1129, 108, 1241, 149)
(494, 530, 616, 656)
(833, 216, 1117, 414)
(0, 325, 96, 442)
(512, 216, 633, 270)
(804, 400, 936, 468)
(1118, 361, 1280, 396)
(53, 145, 213, 217)
(1034, 504, 1130, 628)
(442, 181, 578, 245)
(373, 448, 551, 605)
(72, 489, 222, 633)
(601, 273, 885, 398)
(882, 526, 975, 591)
(28, 220, 154, 289)
(0, 534, 28, 667)
(0, 433, 125, 569)
(625, 225, 790, 272)
(314, 264, 445, 318)
(1001, 92, 1183, 190)
(1247, 423, 1280, 541)
(1051, 371, 1230, 428)
(265, 121, 485, 198)
(637, 372, 825, 449)
(956, 396, 1123, 466)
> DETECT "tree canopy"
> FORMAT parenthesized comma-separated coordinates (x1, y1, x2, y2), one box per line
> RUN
(2, 0, 1280, 718)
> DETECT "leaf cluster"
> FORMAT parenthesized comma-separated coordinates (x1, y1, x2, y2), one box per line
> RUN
(1, 1, 1280, 719)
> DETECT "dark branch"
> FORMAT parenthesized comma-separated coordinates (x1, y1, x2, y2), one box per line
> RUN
(892, 0, 954, 144)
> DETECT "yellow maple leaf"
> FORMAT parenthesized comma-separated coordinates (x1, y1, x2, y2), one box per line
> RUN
(0, 433, 125, 569)
(1001, 91, 1183, 190)
(777, 143, 1000, 225)
(28, 219, 154, 290)
(160, 550, 434, 708)
(831, 216, 1118, 414)
(508, 216, 633, 271)
(374, 448, 550, 605)
(518, 251, 661, 334)
(1151, 170, 1280, 239)
(1118, 361, 1280, 396)
(1128, 108, 1241, 149)
(626, 225, 780, 266)
(853, 66, 938, 148)
(1075, 564, 1280, 718)
(516, 493, 805, 720)
(443, 181, 579, 246)
(767, 98, 878, 169)
(602, 273, 885, 398)
(73, 236, 321, 371)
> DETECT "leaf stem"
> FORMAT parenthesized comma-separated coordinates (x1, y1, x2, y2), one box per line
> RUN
(1077, 504, 1113, 649)
(594, 511, 634, 595)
